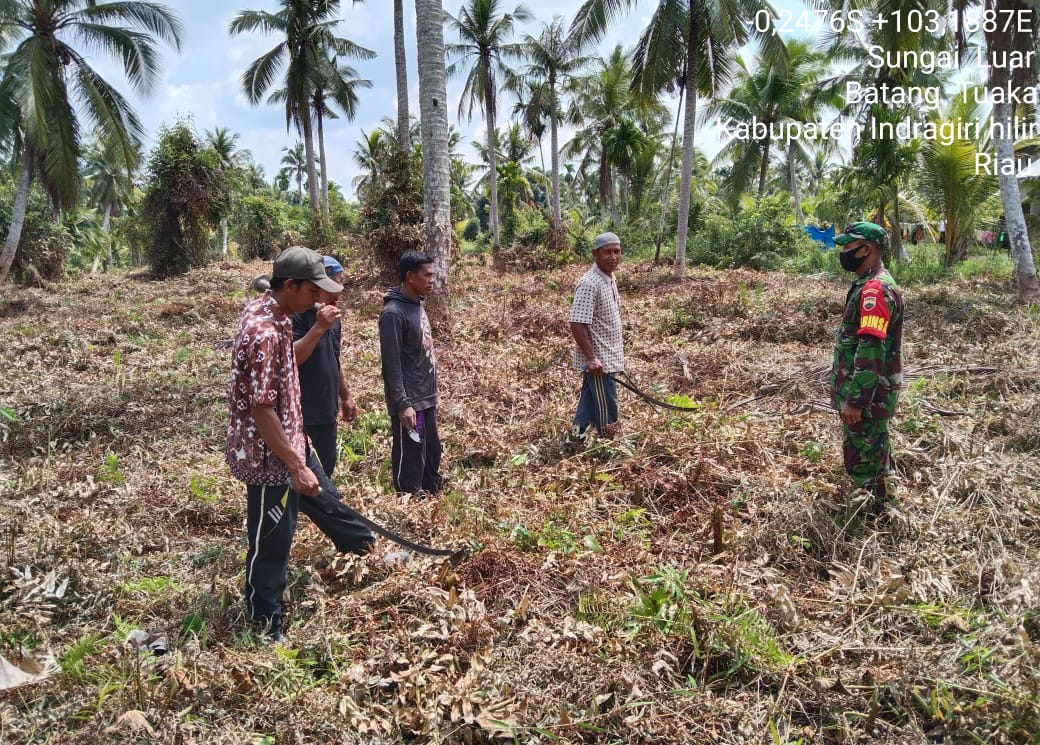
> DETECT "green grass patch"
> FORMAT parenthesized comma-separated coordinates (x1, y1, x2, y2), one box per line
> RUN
(118, 575, 182, 598)
(338, 411, 390, 467)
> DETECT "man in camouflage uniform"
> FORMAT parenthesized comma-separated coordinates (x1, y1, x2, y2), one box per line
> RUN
(830, 222, 904, 511)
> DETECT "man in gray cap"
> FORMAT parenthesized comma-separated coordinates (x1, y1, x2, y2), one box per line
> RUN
(227, 246, 374, 643)
(568, 232, 624, 436)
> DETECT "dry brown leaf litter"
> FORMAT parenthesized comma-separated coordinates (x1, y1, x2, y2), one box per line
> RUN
(0, 259, 1039, 744)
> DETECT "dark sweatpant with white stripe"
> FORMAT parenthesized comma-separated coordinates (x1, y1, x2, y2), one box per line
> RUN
(573, 372, 618, 434)
(390, 406, 442, 495)
(244, 448, 374, 635)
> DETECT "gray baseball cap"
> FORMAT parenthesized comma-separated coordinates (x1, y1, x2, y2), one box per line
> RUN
(272, 246, 343, 293)
(593, 232, 621, 250)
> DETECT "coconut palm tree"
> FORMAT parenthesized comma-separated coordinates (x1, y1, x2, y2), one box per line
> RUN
(352, 129, 390, 198)
(205, 127, 251, 257)
(229, 0, 362, 217)
(313, 59, 372, 212)
(916, 102, 998, 264)
(394, 0, 410, 146)
(446, 0, 531, 256)
(571, 0, 786, 277)
(566, 45, 665, 224)
(271, 54, 373, 214)
(82, 138, 140, 271)
(517, 18, 595, 233)
(708, 39, 826, 205)
(415, 0, 452, 318)
(980, 0, 1039, 302)
(836, 104, 919, 244)
(822, 0, 960, 262)
(0, 0, 183, 285)
(471, 124, 544, 197)
(511, 77, 551, 176)
(280, 142, 308, 203)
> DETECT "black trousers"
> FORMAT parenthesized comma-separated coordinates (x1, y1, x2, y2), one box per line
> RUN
(390, 406, 442, 495)
(244, 448, 374, 634)
(305, 422, 338, 477)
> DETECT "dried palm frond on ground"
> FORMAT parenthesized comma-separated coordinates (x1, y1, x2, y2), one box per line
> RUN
(1, 260, 1039, 744)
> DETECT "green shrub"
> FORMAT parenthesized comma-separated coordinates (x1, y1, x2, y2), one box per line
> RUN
(889, 243, 949, 285)
(785, 241, 842, 275)
(355, 143, 425, 278)
(615, 218, 658, 260)
(235, 194, 288, 261)
(952, 249, 1015, 280)
(461, 217, 480, 242)
(329, 194, 357, 234)
(515, 212, 575, 270)
(513, 208, 549, 249)
(0, 179, 73, 285)
(141, 121, 228, 277)
(304, 213, 336, 253)
(688, 194, 817, 270)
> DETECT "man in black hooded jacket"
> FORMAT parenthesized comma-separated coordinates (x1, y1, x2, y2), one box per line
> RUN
(378, 251, 442, 495)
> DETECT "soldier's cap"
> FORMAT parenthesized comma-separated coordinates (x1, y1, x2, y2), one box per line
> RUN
(593, 232, 621, 251)
(273, 246, 343, 293)
(835, 221, 887, 248)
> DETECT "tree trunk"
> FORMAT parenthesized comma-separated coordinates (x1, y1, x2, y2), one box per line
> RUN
(953, 231, 970, 263)
(674, 20, 699, 279)
(655, 84, 684, 264)
(104, 201, 114, 270)
(892, 190, 910, 262)
(992, 99, 1039, 303)
(0, 147, 32, 286)
(221, 216, 229, 259)
(415, 0, 452, 324)
(549, 76, 562, 231)
(302, 115, 320, 214)
(318, 110, 329, 215)
(537, 136, 546, 193)
(613, 175, 623, 225)
(394, 0, 411, 147)
(486, 84, 501, 254)
(599, 145, 620, 227)
(788, 153, 804, 225)
(757, 135, 771, 196)
(98, 201, 115, 272)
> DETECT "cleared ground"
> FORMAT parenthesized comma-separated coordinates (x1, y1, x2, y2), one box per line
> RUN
(1, 258, 1039, 744)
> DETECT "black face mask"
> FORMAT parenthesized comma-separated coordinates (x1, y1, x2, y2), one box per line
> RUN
(839, 247, 866, 272)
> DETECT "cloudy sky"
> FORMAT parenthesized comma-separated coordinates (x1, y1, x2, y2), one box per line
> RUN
(74, 1, 676, 192)
(90, 0, 803, 194)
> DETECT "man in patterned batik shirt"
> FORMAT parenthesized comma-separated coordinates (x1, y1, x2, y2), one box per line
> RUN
(830, 222, 904, 512)
(227, 246, 374, 643)
(569, 232, 624, 436)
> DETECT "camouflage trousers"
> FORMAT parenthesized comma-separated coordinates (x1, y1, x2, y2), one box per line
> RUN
(842, 415, 891, 500)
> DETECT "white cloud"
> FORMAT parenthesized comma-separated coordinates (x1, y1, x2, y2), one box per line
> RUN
(65, 0, 747, 193)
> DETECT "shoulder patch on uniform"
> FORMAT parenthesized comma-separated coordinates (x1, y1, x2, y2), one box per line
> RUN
(857, 279, 890, 339)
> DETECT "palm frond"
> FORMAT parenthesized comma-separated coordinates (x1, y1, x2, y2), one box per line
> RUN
(75, 1, 184, 51)
(241, 44, 287, 106)
(569, 0, 638, 49)
(631, 0, 686, 99)
(228, 10, 286, 37)
(328, 37, 376, 60)
(71, 24, 162, 94)
(73, 57, 146, 164)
